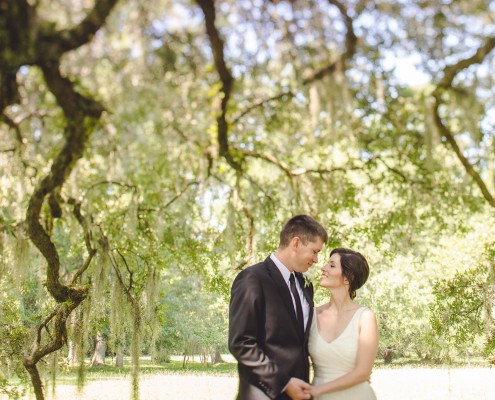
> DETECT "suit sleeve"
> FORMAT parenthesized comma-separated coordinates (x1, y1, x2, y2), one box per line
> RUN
(228, 269, 288, 398)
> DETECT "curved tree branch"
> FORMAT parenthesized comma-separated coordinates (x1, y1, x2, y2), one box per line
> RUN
(240, 149, 294, 180)
(196, 0, 361, 187)
(68, 198, 97, 284)
(2, 2, 119, 399)
(234, 0, 360, 122)
(437, 37, 495, 88)
(23, 62, 104, 398)
(0, 0, 119, 112)
(431, 98, 495, 207)
(24, 300, 81, 400)
(302, 0, 358, 85)
(232, 185, 255, 271)
(0, 113, 24, 145)
(231, 91, 294, 125)
(431, 36, 495, 208)
(0, 0, 32, 110)
(25, 63, 104, 302)
(83, 180, 137, 200)
(44, 0, 120, 56)
(226, 0, 360, 181)
(196, 0, 241, 172)
(239, 149, 367, 184)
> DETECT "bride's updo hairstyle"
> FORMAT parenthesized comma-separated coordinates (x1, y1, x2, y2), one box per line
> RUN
(330, 248, 370, 299)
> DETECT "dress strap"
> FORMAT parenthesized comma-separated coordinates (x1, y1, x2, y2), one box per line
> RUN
(352, 306, 368, 326)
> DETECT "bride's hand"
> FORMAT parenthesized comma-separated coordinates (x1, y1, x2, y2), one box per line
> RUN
(307, 385, 321, 398)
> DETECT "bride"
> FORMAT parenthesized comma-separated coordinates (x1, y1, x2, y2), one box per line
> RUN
(308, 248, 379, 400)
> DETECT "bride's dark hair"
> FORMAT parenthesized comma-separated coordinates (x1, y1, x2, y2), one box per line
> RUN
(330, 248, 370, 299)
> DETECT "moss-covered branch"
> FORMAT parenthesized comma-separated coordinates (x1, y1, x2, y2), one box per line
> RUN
(303, 0, 358, 84)
(3, 2, 120, 398)
(431, 36, 495, 208)
(195, 0, 241, 172)
(0, 0, 119, 112)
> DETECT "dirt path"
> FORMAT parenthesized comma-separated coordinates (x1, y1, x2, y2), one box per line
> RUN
(37, 367, 494, 399)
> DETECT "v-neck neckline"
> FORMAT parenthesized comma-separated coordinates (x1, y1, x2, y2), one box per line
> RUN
(315, 306, 362, 344)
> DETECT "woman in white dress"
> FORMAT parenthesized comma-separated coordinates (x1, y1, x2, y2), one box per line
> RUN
(308, 248, 378, 400)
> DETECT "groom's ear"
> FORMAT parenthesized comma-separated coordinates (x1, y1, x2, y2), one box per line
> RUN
(291, 236, 302, 248)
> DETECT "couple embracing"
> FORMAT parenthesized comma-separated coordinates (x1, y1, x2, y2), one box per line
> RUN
(229, 215, 378, 400)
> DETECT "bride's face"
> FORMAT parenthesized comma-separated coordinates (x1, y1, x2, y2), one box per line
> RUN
(320, 253, 346, 288)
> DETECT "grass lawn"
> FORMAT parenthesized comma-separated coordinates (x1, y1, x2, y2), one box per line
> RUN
(4, 356, 494, 400)
(55, 354, 490, 381)
(55, 356, 238, 385)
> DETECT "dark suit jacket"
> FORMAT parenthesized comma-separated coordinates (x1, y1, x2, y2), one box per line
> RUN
(228, 256, 314, 399)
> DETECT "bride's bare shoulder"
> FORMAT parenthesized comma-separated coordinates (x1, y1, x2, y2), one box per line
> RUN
(358, 307, 377, 325)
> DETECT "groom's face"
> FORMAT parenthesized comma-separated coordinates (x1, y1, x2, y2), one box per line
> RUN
(292, 236, 324, 273)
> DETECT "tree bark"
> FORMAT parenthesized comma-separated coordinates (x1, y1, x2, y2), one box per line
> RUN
(431, 36, 495, 208)
(23, 300, 82, 400)
(24, 363, 44, 400)
(195, 0, 239, 172)
(115, 349, 124, 367)
(67, 340, 78, 366)
(210, 348, 224, 364)
(383, 348, 393, 364)
(91, 333, 107, 366)
(1, 1, 120, 399)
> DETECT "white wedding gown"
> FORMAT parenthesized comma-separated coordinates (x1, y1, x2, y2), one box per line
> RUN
(308, 307, 377, 400)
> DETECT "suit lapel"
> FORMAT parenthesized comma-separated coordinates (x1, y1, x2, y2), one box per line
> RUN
(296, 272, 314, 337)
(296, 273, 314, 307)
(264, 257, 300, 333)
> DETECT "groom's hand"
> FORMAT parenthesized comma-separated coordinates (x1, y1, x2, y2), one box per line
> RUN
(285, 377, 311, 400)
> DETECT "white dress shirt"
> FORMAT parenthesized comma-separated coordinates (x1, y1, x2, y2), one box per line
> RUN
(270, 253, 310, 330)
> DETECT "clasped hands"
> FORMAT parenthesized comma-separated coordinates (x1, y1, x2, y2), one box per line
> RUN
(286, 377, 320, 400)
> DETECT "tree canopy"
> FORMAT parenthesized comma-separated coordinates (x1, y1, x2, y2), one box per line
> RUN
(1, 0, 494, 399)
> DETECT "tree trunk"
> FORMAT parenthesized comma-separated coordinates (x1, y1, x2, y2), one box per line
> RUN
(151, 347, 169, 363)
(211, 348, 224, 364)
(67, 340, 76, 366)
(383, 348, 393, 364)
(484, 262, 495, 362)
(91, 332, 106, 366)
(24, 363, 45, 400)
(6, 1, 116, 398)
(115, 349, 124, 367)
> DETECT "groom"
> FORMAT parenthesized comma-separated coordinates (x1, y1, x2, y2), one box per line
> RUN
(229, 215, 328, 399)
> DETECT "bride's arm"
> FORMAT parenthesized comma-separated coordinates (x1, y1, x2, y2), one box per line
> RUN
(310, 309, 379, 398)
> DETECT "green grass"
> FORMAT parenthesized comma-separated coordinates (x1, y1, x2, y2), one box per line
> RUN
(5, 355, 493, 400)
(55, 357, 238, 384)
(374, 356, 491, 369)
(51, 355, 492, 385)
(11, 354, 494, 387)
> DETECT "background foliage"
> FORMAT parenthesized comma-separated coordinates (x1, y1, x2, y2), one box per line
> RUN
(1, 0, 494, 398)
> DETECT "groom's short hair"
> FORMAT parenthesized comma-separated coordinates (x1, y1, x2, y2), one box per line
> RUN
(279, 215, 328, 248)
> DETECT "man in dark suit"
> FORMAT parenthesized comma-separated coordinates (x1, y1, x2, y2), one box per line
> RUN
(229, 215, 328, 400)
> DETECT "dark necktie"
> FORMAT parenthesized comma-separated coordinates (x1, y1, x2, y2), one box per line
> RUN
(289, 273, 305, 335)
